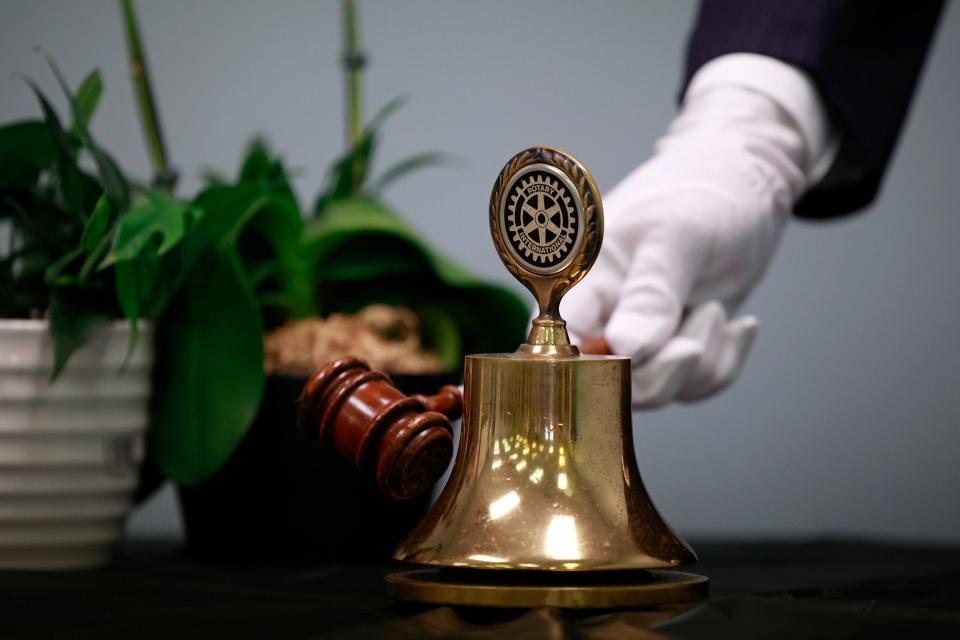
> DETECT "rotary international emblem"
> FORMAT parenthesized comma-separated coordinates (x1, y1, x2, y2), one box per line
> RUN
(489, 148, 602, 331)
(504, 169, 579, 271)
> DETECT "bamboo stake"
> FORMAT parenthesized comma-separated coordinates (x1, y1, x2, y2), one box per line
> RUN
(342, 0, 364, 150)
(119, 0, 174, 190)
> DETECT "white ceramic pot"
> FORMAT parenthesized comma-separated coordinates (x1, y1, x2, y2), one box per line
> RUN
(0, 319, 152, 569)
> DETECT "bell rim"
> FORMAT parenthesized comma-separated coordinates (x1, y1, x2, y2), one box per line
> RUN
(385, 567, 708, 608)
(464, 352, 630, 363)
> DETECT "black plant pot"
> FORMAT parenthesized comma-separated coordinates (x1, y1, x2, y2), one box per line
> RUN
(177, 371, 459, 564)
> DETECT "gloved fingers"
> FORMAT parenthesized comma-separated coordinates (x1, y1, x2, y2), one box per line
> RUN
(672, 301, 729, 394)
(560, 252, 624, 349)
(677, 313, 758, 402)
(579, 335, 610, 355)
(604, 229, 702, 361)
(632, 336, 702, 409)
(679, 301, 728, 354)
(630, 303, 758, 408)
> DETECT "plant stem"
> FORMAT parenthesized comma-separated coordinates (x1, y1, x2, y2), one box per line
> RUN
(342, 0, 364, 149)
(119, 0, 173, 191)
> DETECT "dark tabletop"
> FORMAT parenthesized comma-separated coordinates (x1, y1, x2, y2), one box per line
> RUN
(2, 539, 959, 639)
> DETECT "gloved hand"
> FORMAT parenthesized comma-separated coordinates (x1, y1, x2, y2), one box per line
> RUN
(562, 55, 834, 408)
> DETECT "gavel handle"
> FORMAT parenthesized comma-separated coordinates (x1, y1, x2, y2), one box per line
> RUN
(412, 385, 463, 421)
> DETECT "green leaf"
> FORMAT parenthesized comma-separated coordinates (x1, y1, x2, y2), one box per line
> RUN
(0, 120, 55, 188)
(43, 245, 83, 285)
(145, 183, 262, 308)
(78, 231, 112, 280)
(23, 78, 86, 214)
(189, 180, 310, 319)
(150, 247, 265, 485)
(48, 291, 110, 379)
(72, 69, 102, 132)
(100, 192, 199, 268)
(44, 59, 129, 207)
(200, 167, 228, 186)
(302, 196, 425, 281)
(314, 96, 407, 209)
(185, 184, 258, 251)
(369, 151, 457, 195)
(114, 260, 138, 321)
(114, 260, 143, 346)
(366, 95, 407, 132)
(80, 193, 111, 251)
(234, 138, 297, 197)
(238, 139, 273, 183)
(117, 186, 255, 320)
(97, 149, 130, 202)
(322, 134, 374, 203)
(234, 192, 308, 312)
(113, 248, 164, 361)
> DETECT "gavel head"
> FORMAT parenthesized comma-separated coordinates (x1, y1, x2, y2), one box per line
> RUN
(298, 357, 462, 501)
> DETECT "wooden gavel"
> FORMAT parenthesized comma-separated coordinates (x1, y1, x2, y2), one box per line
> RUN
(298, 357, 463, 501)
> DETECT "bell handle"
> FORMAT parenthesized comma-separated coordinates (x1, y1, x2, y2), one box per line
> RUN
(489, 146, 603, 356)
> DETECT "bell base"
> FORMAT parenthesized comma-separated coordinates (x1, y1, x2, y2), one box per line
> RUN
(385, 568, 709, 609)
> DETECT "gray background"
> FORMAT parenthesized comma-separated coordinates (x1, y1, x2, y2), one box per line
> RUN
(1, 1, 958, 543)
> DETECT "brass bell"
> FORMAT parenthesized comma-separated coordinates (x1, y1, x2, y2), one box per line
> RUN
(301, 146, 707, 607)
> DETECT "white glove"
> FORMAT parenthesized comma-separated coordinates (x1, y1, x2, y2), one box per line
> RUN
(563, 54, 835, 408)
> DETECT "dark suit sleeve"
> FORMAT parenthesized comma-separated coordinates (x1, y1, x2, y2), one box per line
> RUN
(684, 0, 945, 219)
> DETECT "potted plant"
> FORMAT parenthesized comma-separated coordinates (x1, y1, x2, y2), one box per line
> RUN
(166, 2, 528, 562)
(0, 2, 300, 568)
(0, 57, 202, 568)
(0, 0, 527, 566)
(172, 129, 529, 561)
